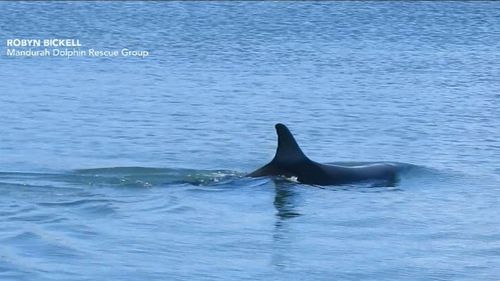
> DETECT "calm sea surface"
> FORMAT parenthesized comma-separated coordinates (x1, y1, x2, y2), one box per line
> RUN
(1, 1, 499, 280)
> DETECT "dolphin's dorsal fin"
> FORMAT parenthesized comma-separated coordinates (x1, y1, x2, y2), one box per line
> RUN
(273, 123, 309, 163)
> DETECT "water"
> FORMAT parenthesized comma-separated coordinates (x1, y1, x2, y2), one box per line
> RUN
(1, 1, 499, 280)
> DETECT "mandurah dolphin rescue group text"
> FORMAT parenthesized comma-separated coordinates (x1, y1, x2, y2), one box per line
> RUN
(6, 48, 149, 58)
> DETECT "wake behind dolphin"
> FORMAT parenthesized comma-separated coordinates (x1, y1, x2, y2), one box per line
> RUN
(248, 124, 398, 186)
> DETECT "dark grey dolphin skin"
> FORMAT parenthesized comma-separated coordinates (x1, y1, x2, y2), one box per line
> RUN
(248, 124, 398, 186)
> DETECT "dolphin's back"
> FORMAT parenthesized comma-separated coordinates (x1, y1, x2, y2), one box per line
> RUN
(318, 163, 397, 184)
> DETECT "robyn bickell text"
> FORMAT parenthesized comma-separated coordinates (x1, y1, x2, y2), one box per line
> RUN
(6, 39, 82, 47)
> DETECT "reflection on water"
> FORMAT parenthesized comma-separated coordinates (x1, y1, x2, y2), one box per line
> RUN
(272, 183, 300, 270)
(273, 183, 302, 220)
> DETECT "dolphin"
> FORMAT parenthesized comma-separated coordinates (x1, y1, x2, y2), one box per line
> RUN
(248, 124, 398, 186)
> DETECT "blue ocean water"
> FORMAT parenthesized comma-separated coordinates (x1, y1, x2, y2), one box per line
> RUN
(1, 1, 499, 280)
